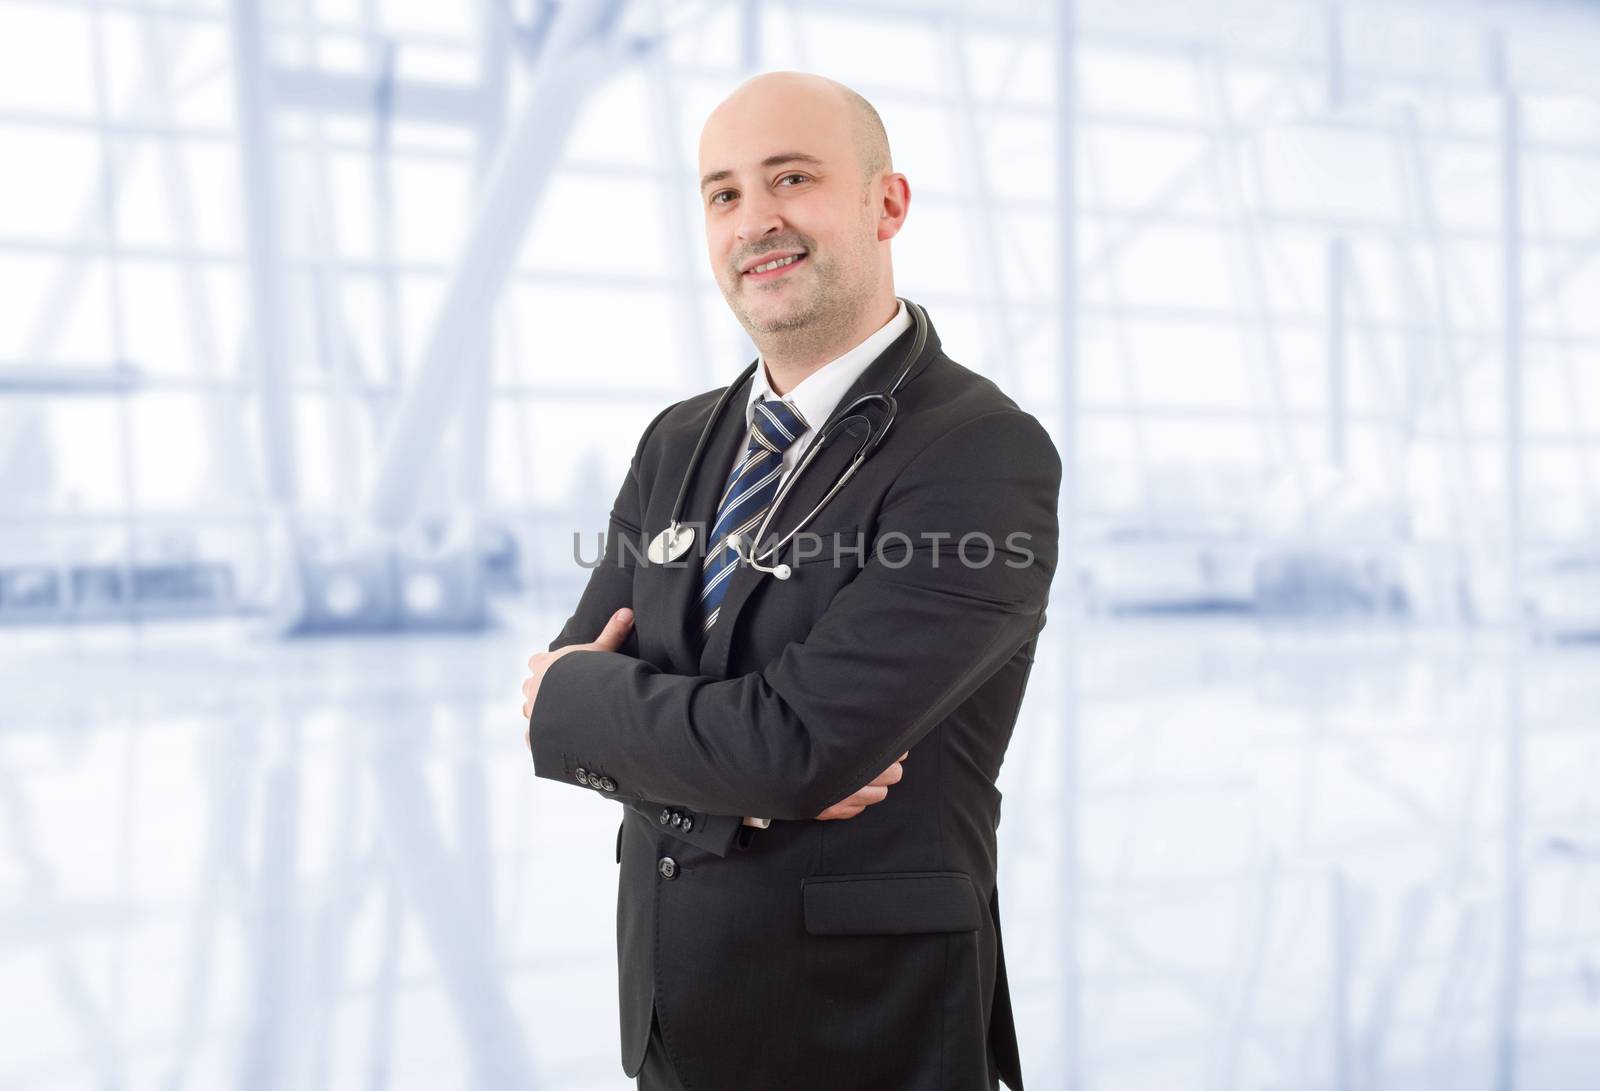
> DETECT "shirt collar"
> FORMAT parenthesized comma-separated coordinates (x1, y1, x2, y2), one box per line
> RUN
(745, 297, 911, 436)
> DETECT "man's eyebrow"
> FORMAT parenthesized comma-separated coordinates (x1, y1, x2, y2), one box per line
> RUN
(699, 152, 825, 191)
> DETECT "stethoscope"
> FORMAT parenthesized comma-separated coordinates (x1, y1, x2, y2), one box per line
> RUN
(644, 298, 929, 580)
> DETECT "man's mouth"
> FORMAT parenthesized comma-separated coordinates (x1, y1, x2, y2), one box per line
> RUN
(742, 252, 808, 281)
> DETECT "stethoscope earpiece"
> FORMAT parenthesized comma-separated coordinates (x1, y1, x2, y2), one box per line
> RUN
(735, 534, 792, 580)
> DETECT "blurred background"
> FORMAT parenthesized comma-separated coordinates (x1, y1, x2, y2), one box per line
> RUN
(1, 0, 1598, 1087)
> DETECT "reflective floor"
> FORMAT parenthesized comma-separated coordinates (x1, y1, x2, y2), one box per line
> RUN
(1, 610, 1597, 1090)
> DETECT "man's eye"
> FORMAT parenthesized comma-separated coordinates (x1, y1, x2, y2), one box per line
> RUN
(710, 191, 735, 205)
(778, 173, 808, 186)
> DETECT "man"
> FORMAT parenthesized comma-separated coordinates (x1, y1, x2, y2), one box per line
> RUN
(521, 71, 1059, 1090)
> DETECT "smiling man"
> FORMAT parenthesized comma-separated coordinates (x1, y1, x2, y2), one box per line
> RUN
(522, 71, 1061, 1090)
(699, 76, 900, 387)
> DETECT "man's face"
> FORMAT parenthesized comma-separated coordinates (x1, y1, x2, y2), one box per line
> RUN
(698, 92, 878, 337)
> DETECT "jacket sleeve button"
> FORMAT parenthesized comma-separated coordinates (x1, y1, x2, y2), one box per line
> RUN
(574, 767, 589, 786)
(658, 809, 672, 825)
(600, 776, 617, 792)
(681, 815, 694, 833)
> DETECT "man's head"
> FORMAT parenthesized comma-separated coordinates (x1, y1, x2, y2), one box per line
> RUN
(697, 71, 909, 358)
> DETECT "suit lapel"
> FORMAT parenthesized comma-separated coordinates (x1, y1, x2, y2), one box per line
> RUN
(697, 301, 941, 678)
(654, 368, 755, 675)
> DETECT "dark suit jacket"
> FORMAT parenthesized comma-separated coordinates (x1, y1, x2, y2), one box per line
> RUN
(529, 301, 1060, 1090)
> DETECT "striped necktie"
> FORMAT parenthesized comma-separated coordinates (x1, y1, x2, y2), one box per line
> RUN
(699, 395, 809, 639)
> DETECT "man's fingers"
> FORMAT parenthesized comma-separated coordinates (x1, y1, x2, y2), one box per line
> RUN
(869, 761, 904, 787)
(861, 753, 908, 787)
(827, 785, 887, 812)
(812, 751, 912, 820)
(591, 608, 634, 651)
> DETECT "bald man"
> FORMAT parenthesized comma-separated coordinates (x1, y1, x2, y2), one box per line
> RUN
(523, 71, 1058, 1090)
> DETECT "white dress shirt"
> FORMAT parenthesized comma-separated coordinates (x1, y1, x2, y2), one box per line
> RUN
(734, 296, 911, 484)
(721, 297, 911, 829)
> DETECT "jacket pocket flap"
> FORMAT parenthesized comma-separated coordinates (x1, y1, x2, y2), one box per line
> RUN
(802, 871, 981, 936)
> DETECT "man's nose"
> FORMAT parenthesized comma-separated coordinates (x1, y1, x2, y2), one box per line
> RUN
(733, 189, 783, 243)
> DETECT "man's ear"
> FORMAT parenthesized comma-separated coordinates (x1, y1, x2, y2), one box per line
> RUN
(877, 172, 910, 242)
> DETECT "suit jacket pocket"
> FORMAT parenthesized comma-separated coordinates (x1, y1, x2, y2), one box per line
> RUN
(801, 870, 981, 936)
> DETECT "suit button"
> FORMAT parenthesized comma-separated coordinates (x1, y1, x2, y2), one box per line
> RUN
(574, 767, 589, 786)
(681, 815, 694, 833)
(658, 856, 677, 880)
(600, 776, 617, 792)
(670, 813, 683, 828)
(658, 809, 672, 826)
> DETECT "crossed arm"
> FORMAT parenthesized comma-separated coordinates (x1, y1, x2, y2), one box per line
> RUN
(522, 608, 908, 822)
(522, 405, 1061, 828)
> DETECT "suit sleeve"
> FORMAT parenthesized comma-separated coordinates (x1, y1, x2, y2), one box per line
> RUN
(529, 407, 1063, 821)
(537, 398, 749, 858)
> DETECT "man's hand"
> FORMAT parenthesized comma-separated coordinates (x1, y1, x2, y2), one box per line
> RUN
(813, 751, 909, 821)
(523, 608, 634, 749)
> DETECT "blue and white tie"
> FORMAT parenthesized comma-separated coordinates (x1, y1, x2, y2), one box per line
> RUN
(699, 396, 809, 639)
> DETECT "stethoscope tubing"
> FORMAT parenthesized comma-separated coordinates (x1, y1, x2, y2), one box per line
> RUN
(660, 298, 929, 572)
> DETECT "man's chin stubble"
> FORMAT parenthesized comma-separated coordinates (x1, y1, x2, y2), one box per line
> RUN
(731, 282, 821, 335)
(745, 302, 818, 334)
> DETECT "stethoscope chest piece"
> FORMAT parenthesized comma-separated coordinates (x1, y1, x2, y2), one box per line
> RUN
(646, 521, 695, 564)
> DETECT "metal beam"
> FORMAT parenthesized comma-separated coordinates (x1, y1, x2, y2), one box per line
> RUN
(228, 0, 299, 507)
(138, 10, 262, 511)
(1052, 2, 1084, 1089)
(1326, 6, 1349, 471)
(644, 1, 718, 392)
(269, 66, 487, 125)
(452, 0, 515, 514)
(0, 363, 142, 393)
(369, 0, 632, 530)
(942, 17, 1022, 392)
(1493, 27, 1527, 1091)
(1201, 47, 1308, 519)
(292, 0, 367, 515)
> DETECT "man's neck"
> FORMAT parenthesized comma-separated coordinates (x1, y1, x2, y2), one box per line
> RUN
(758, 295, 899, 397)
